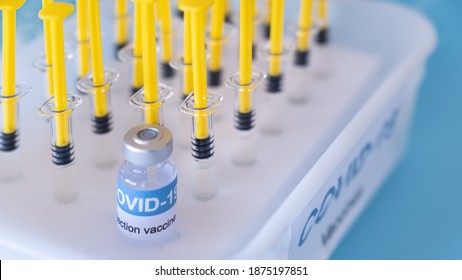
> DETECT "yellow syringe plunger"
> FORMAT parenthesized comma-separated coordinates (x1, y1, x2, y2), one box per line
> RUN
(158, 0, 176, 79)
(129, 0, 173, 125)
(268, 0, 284, 77)
(76, 0, 90, 79)
(316, 0, 329, 44)
(179, 0, 214, 140)
(263, 0, 272, 40)
(295, 0, 313, 66)
(132, 0, 161, 125)
(77, 0, 120, 135)
(83, 0, 118, 135)
(208, 0, 226, 87)
(38, 3, 82, 169)
(0, 0, 26, 152)
(182, 11, 193, 97)
(224, 0, 232, 23)
(42, 0, 54, 97)
(179, 0, 222, 202)
(176, 0, 184, 19)
(39, 3, 75, 148)
(251, 0, 257, 59)
(115, 0, 129, 51)
(237, 0, 253, 114)
(131, 1, 144, 93)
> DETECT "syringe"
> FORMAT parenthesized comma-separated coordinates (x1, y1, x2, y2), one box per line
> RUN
(0, 0, 29, 182)
(169, 10, 194, 148)
(288, 0, 314, 103)
(128, 0, 172, 126)
(132, 1, 143, 94)
(76, 0, 90, 80)
(262, 0, 272, 40)
(38, 2, 82, 203)
(316, 0, 329, 45)
(207, 0, 226, 87)
(116, 1, 144, 95)
(179, 0, 222, 201)
(114, 0, 129, 55)
(226, 0, 265, 166)
(77, 0, 120, 168)
(260, 0, 290, 135)
(157, 0, 177, 79)
(41, 0, 54, 97)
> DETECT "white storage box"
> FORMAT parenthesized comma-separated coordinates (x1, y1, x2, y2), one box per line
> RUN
(0, 0, 436, 259)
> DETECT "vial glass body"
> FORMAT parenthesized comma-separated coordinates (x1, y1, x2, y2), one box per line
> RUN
(117, 159, 178, 243)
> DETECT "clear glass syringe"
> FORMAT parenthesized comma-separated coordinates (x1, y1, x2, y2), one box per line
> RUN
(225, 0, 265, 166)
(38, 2, 82, 203)
(0, 0, 29, 182)
(77, 0, 120, 169)
(179, 0, 222, 201)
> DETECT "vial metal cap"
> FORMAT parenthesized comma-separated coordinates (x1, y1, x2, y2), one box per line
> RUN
(124, 124, 173, 166)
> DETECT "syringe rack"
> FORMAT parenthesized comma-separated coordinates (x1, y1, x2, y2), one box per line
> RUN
(0, 0, 436, 259)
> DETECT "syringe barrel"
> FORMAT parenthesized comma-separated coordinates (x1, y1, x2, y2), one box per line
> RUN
(77, 68, 120, 134)
(169, 56, 192, 102)
(157, 24, 181, 80)
(129, 83, 173, 126)
(259, 44, 292, 93)
(206, 23, 238, 88)
(0, 83, 29, 152)
(180, 90, 222, 200)
(38, 95, 82, 167)
(225, 70, 265, 166)
(180, 90, 222, 160)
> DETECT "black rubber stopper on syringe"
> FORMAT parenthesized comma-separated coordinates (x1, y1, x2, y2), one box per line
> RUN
(191, 136, 214, 160)
(161, 62, 175, 78)
(294, 50, 310, 66)
(131, 86, 142, 95)
(51, 143, 74, 166)
(263, 24, 271, 40)
(208, 69, 222, 87)
(317, 27, 329, 45)
(266, 74, 283, 93)
(92, 114, 112, 134)
(177, 8, 184, 19)
(114, 42, 128, 60)
(179, 93, 188, 101)
(235, 111, 255, 131)
(0, 131, 19, 152)
(225, 13, 232, 24)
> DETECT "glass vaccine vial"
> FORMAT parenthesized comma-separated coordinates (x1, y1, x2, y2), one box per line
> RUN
(117, 124, 178, 243)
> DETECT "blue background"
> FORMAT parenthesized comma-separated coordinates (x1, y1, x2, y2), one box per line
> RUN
(332, 0, 462, 259)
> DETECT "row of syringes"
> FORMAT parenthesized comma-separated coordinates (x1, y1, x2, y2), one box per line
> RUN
(0, 0, 330, 203)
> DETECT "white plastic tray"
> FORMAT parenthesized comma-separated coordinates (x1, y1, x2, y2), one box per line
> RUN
(0, 0, 436, 259)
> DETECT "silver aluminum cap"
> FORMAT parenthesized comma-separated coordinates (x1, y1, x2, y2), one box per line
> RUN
(124, 124, 173, 166)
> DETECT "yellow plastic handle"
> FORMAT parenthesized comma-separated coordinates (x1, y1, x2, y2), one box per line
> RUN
(115, 0, 129, 46)
(132, 2, 144, 90)
(87, 0, 108, 118)
(179, 0, 213, 139)
(132, 0, 160, 124)
(1, 0, 26, 134)
(209, 0, 225, 71)
(238, 0, 254, 114)
(158, 0, 174, 63)
(297, 0, 313, 52)
(39, 2, 75, 146)
(76, 0, 90, 78)
(269, 0, 284, 76)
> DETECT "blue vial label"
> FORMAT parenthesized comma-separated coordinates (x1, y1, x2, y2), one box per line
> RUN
(117, 177, 177, 217)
